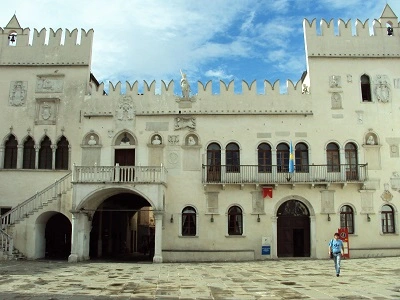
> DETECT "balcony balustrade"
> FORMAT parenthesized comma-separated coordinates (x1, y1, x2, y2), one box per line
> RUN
(73, 164, 168, 184)
(202, 164, 368, 186)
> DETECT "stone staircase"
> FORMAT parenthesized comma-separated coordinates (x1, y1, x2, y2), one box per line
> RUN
(0, 172, 72, 260)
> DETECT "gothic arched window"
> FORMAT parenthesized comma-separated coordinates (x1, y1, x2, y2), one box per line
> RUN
(39, 136, 52, 170)
(4, 134, 18, 169)
(361, 74, 372, 102)
(55, 136, 69, 170)
(23, 136, 35, 169)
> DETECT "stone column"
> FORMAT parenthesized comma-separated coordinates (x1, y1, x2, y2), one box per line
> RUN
(97, 210, 103, 257)
(309, 215, 316, 258)
(68, 145, 72, 170)
(153, 212, 163, 263)
(51, 144, 57, 170)
(68, 211, 92, 262)
(17, 145, 23, 169)
(0, 146, 4, 168)
(271, 216, 278, 259)
(34, 145, 39, 169)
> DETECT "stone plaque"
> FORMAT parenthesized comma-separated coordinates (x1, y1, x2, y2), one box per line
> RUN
(36, 76, 64, 93)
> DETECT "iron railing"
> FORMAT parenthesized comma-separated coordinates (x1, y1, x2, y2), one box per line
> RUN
(202, 164, 368, 184)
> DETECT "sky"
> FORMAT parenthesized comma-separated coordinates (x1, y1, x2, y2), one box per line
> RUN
(1, 0, 399, 94)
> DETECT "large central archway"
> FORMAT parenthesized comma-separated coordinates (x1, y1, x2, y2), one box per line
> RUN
(89, 192, 154, 261)
(277, 200, 310, 257)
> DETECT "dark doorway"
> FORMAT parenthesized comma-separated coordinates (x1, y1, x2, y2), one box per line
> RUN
(45, 214, 71, 259)
(277, 200, 310, 257)
(115, 149, 135, 166)
(89, 193, 154, 262)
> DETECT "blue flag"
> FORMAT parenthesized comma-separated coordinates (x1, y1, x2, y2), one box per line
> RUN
(289, 141, 295, 173)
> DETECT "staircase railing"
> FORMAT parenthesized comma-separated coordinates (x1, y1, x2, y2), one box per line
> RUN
(0, 228, 13, 256)
(1, 172, 72, 229)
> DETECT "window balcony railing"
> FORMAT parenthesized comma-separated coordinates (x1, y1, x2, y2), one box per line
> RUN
(202, 164, 368, 185)
(73, 164, 168, 184)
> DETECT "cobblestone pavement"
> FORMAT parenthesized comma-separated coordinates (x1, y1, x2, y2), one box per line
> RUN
(0, 257, 399, 299)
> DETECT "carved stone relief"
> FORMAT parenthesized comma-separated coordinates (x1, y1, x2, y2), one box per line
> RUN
(360, 191, 374, 214)
(374, 75, 391, 103)
(9, 81, 27, 106)
(35, 98, 59, 125)
(346, 75, 352, 83)
(381, 183, 393, 202)
(331, 93, 342, 109)
(320, 190, 335, 214)
(36, 76, 64, 93)
(206, 192, 219, 214)
(394, 78, 400, 89)
(329, 75, 341, 88)
(168, 135, 179, 145)
(390, 144, 399, 158)
(116, 96, 135, 121)
(175, 117, 196, 130)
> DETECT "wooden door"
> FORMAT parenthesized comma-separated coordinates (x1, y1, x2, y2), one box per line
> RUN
(115, 149, 135, 166)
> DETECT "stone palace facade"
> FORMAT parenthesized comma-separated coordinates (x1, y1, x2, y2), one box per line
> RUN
(0, 5, 399, 262)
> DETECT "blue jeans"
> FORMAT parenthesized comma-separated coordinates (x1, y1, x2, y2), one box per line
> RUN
(333, 253, 342, 274)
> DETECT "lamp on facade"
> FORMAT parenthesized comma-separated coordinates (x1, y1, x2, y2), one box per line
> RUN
(367, 214, 371, 222)
(210, 214, 214, 222)
(327, 214, 331, 221)
(170, 214, 174, 223)
(257, 214, 260, 222)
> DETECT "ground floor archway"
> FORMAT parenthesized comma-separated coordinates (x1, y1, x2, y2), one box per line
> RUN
(277, 199, 310, 257)
(45, 213, 71, 259)
(89, 192, 155, 261)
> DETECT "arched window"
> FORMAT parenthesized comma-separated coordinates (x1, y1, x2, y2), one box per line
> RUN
(345, 143, 358, 180)
(207, 143, 221, 182)
(381, 205, 395, 234)
(39, 136, 52, 170)
(326, 143, 340, 172)
(340, 205, 354, 234)
(4, 134, 18, 169)
(277, 143, 289, 173)
(23, 136, 35, 169)
(55, 136, 69, 170)
(182, 206, 196, 236)
(295, 143, 309, 172)
(226, 142, 240, 173)
(361, 74, 372, 102)
(228, 206, 243, 235)
(258, 143, 272, 173)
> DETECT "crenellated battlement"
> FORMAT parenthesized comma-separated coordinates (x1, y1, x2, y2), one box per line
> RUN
(86, 79, 311, 115)
(0, 15, 93, 66)
(304, 4, 400, 58)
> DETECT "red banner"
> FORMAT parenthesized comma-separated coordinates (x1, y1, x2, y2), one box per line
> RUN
(262, 187, 273, 198)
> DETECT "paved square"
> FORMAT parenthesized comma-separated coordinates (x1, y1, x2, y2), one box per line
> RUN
(0, 257, 399, 299)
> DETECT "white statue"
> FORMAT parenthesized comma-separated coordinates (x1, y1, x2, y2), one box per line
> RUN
(180, 70, 190, 98)
(188, 136, 196, 146)
(88, 135, 97, 145)
(366, 135, 375, 145)
(152, 135, 161, 145)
